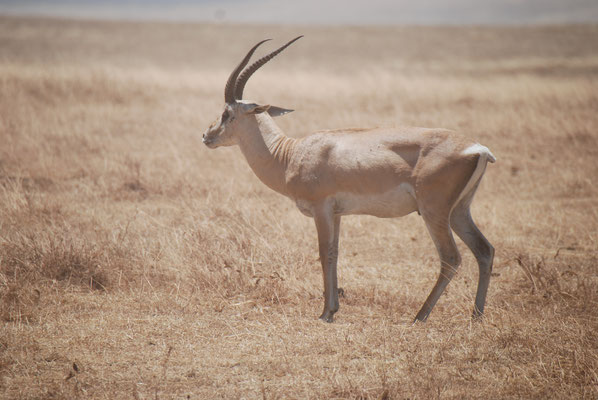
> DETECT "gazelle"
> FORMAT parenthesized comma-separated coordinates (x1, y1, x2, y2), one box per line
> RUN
(203, 37, 496, 323)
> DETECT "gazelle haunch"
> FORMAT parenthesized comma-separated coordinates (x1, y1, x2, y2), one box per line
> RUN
(203, 37, 496, 323)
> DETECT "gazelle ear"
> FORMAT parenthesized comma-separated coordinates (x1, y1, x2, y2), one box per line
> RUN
(267, 106, 294, 117)
(245, 104, 271, 114)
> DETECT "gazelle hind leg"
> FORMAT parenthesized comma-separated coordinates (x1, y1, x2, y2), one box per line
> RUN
(414, 211, 462, 322)
(450, 201, 494, 319)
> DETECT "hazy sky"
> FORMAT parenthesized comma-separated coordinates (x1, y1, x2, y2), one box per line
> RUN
(1, 0, 598, 25)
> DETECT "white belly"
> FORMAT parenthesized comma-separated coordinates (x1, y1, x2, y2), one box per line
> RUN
(295, 183, 419, 218)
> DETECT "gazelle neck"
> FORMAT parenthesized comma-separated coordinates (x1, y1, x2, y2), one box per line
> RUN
(236, 113, 295, 196)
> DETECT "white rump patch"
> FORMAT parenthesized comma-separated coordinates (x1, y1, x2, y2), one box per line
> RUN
(462, 143, 496, 163)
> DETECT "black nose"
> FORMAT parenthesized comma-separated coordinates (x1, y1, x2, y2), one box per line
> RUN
(202, 133, 205, 139)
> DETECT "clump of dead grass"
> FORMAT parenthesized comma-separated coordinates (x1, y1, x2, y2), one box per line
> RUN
(1, 234, 109, 290)
(514, 252, 598, 317)
(0, 233, 109, 323)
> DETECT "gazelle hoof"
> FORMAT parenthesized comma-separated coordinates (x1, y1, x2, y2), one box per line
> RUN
(319, 311, 335, 323)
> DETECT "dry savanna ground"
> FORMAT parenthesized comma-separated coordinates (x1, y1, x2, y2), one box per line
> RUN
(1, 16, 598, 399)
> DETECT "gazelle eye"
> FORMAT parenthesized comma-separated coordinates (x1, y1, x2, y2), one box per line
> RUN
(222, 110, 229, 120)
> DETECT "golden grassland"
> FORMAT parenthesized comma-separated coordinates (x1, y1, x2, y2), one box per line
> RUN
(1, 16, 597, 399)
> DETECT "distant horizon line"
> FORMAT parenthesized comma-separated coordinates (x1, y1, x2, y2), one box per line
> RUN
(2, 12, 597, 28)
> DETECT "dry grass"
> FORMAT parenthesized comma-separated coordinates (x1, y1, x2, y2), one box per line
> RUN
(1, 16, 598, 399)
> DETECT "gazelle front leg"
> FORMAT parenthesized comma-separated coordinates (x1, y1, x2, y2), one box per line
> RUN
(313, 202, 341, 322)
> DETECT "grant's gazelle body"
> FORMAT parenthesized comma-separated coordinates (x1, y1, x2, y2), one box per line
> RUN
(203, 37, 496, 322)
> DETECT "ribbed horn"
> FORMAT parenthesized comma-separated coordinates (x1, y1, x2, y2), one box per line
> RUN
(224, 39, 271, 104)
(234, 35, 303, 101)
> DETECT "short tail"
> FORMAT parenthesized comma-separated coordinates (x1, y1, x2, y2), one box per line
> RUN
(453, 143, 495, 209)
(485, 147, 497, 163)
(462, 143, 496, 163)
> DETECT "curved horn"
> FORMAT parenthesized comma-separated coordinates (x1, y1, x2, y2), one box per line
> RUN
(224, 39, 271, 104)
(234, 35, 303, 101)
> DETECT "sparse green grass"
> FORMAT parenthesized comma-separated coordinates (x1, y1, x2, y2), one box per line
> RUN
(1, 16, 597, 399)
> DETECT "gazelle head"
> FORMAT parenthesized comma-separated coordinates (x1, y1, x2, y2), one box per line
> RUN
(202, 36, 302, 148)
